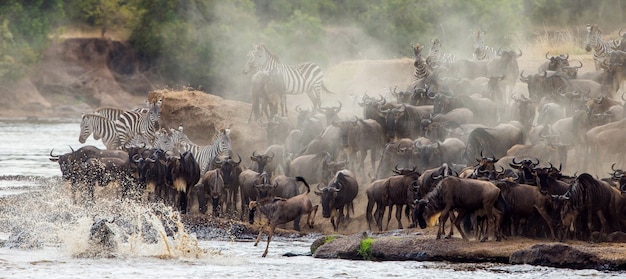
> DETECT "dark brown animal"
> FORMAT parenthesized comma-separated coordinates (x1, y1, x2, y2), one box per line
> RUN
(197, 168, 224, 215)
(315, 170, 359, 231)
(414, 176, 508, 241)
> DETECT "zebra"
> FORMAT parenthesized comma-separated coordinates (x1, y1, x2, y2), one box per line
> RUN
(94, 106, 149, 122)
(426, 38, 455, 69)
(153, 125, 193, 155)
(242, 44, 333, 109)
(412, 43, 430, 81)
(115, 99, 162, 148)
(472, 29, 496, 61)
(79, 113, 120, 150)
(585, 24, 620, 70)
(181, 128, 232, 174)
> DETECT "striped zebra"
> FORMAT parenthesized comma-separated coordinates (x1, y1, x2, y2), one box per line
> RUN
(181, 128, 232, 174)
(243, 44, 333, 109)
(153, 125, 192, 154)
(426, 38, 455, 69)
(412, 43, 430, 81)
(94, 106, 149, 122)
(115, 99, 162, 148)
(472, 30, 496, 61)
(79, 113, 120, 149)
(585, 24, 620, 70)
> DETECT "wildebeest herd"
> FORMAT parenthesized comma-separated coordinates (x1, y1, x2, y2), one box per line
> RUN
(49, 25, 626, 256)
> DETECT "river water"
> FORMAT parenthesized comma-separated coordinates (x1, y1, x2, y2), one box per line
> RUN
(0, 118, 623, 278)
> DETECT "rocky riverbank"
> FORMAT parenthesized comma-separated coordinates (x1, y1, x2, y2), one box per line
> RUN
(309, 231, 626, 271)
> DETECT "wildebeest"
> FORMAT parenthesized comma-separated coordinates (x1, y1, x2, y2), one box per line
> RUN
(365, 178, 389, 231)
(165, 151, 201, 213)
(213, 154, 242, 212)
(49, 145, 131, 204)
(315, 170, 359, 231)
(248, 177, 318, 257)
(376, 103, 423, 142)
(494, 179, 556, 240)
(381, 167, 422, 230)
(332, 118, 384, 174)
(464, 121, 524, 165)
(238, 169, 271, 220)
(554, 173, 621, 241)
(414, 176, 508, 241)
(375, 138, 422, 179)
(411, 137, 466, 173)
(197, 168, 224, 215)
(287, 152, 334, 186)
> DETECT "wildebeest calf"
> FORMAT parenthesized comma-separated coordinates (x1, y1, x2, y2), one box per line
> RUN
(248, 178, 318, 257)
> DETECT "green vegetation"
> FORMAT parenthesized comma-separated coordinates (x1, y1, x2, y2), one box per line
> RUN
(358, 237, 375, 260)
(0, 0, 624, 94)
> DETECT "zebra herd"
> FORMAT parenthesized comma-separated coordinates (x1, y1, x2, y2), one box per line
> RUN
(78, 98, 232, 175)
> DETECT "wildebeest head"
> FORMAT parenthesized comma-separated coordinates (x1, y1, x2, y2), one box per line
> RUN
(319, 101, 342, 123)
(611, 163, 626, 193)
(254, 173, 275, 199)
(473, 151, 499, 179)
(251, 151, 274, 173)
(332, 118, 360, 149)
(215, 154, 241, 186)
(509, 157, 539, 184)
(315, 173, 346, 218)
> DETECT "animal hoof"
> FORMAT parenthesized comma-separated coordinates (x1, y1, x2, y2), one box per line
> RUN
(444, 235, 452, 239)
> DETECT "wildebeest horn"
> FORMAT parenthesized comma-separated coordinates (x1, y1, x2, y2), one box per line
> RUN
(621, 92, 626, 102)
(49, 149, 59, 158)
(517, 48, 522, 57)
(234, 154, 242, 164)
(214, 155, 223, 165)
(511, 157, 522, 165)
(377, 94, 385, 104)
(612, 163, 618, 172)
(620, 28, 624, 37)
(431, 172, 443, 180)
(563, 53, 569, 60)
(532, 157, 540, 166)
(69, 145, 75, 153)
(268, 151, 275, 159)
(545, 51, 551, 60)
(132, 154, 141, 163)
(252, 151, 258, 157)
(295, 105, 302, 112)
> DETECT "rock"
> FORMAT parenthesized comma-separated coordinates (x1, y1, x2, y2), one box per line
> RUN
(510, 243, 600, 269)
(5, 230, 43, 249)
(313, 234, 362, 259)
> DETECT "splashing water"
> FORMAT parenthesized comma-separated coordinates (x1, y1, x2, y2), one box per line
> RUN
(0, 178, 214, 260)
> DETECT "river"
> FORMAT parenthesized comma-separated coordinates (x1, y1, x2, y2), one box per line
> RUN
(0, 118, 622, 278)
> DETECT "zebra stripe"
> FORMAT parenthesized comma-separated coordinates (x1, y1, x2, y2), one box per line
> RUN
(181, 128, 232, 174)
(472, 30, 496, 61)
(245, 44, 329, 108)
(115, 99, 161, 148)
(412, 43, 430, 81)
(586, 24, 619, 70)
(79, 113, 120, 149)
(94, 107, 150, 122)
(426, 38, 455, 68)
(153, 125, 192, 154)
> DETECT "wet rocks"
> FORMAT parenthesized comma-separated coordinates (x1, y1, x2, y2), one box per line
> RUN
(5, 230, 42, 249)
(509, 243, 599, 269)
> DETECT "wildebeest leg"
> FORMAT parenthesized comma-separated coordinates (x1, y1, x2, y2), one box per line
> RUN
(533, 204, 556, 240)
(293, 215, 302, 231)
(262, 224, 278, 257)
(445, 210, 457, 239)
(595, 210, 609, 235)
(254, 225, 265, 247)
(374, 202, 385, 231)
(437, 208, 451, 240)
(385, 203, 395, 231)
(307, 205, 318, 228)
(453, 210, 470, 241)
(396, 204, 404, 229)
